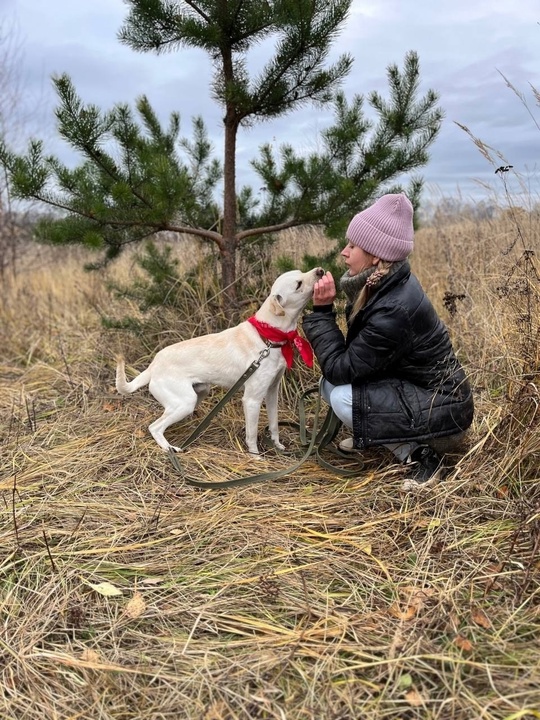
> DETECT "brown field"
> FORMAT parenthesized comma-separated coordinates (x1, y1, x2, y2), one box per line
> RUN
(1, 213, 539, 719)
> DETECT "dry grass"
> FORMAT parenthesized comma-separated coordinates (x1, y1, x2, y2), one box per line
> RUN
(1, 218, 539, 720)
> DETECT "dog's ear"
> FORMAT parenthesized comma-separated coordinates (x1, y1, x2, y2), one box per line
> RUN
(269, 293, 285, 316)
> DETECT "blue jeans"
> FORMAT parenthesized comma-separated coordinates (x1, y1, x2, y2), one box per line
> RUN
(321, 379, 417, 462)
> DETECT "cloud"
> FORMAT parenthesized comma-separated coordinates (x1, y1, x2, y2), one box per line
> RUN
(3, 0, 540, 202)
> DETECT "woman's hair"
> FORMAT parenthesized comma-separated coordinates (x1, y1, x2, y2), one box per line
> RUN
(350, 260, 394, 320)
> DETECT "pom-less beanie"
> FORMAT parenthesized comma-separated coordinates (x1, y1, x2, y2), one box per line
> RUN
(346, 193, 414, 261)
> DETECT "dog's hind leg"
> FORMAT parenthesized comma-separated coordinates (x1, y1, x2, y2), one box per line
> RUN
(148, 408, 193, 452)
(147, 381, 198, 452)
(193, 383, 210, 408)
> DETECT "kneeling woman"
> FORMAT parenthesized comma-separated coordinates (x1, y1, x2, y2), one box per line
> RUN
(302, 193, 474, 488)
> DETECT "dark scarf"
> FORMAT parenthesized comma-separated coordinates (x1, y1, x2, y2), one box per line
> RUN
(339, 260, 408, 304)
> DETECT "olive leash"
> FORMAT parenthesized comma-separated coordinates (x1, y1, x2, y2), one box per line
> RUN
(167, 372, 364, 489)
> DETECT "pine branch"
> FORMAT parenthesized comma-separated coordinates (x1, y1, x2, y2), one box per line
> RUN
(182, 0, 212, 24)
(237, 217, 323, 242)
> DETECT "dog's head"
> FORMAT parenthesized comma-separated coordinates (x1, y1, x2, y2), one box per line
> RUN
(259, 267, 324, 327)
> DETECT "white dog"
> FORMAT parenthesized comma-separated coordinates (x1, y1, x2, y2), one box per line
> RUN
(116, 267, 324, 455)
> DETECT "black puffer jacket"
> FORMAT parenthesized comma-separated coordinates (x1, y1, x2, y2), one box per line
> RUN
(302, 262, 474, 448)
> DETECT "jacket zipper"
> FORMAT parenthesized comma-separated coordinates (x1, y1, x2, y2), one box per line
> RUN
(397, 385, 416, 429)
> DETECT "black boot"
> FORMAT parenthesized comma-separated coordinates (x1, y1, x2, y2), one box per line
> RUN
(402, 445, 444, 490)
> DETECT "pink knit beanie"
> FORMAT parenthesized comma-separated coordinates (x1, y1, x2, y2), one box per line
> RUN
(346, 193, 414, 261)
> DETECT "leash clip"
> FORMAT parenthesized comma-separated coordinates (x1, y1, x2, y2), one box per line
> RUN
(254, 347, 271, 366)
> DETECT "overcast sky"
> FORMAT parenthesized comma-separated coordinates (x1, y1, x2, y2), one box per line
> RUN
(2, 0, 540, 207)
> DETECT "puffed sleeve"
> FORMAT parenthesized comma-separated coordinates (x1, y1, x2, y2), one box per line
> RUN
(303, 302, 412, 385)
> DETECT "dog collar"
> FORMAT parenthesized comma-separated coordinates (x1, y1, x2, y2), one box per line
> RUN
(264, 339, 287, 348)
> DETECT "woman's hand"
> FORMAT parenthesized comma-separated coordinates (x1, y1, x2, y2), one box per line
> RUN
(313, 271, 336, 306)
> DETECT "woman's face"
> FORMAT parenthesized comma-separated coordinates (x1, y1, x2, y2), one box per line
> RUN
(341, 242, 379, 276)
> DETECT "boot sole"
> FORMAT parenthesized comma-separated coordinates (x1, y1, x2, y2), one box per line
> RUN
(401, 468, 443, 491)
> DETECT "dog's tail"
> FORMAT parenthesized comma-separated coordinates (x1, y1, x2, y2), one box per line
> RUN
(115, 355, 151, 395)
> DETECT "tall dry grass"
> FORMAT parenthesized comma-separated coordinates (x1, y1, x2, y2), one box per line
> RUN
(0, 214, 539, 720)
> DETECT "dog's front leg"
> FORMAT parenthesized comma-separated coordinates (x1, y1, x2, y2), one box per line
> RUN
(265, 373, 285, 450)
(242, 394, 263, 456)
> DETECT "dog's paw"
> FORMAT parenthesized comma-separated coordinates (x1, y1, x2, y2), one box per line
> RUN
(274, 441, 286, 451)
(247, 450, 263, 459)
(167, 445, 183, 453)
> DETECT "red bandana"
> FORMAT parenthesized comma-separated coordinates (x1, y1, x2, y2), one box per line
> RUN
(247, 316, 314, 369)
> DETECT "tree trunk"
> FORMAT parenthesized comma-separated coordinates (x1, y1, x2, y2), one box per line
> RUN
(219, 237, 238, 314)
(221, 120, 238, 313)
(220, 39, 241, 316)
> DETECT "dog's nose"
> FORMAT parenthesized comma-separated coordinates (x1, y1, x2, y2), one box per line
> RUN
(315, 267, 324, 278)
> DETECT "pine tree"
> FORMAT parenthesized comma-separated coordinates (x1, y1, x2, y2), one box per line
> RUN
(0, 0, 443, 312)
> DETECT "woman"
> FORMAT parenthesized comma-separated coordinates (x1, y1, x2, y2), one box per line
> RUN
(302, 193, 474, 488)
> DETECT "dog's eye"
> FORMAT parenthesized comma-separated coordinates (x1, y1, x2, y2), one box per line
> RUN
(296, 281, 302, 290)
